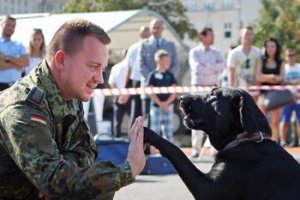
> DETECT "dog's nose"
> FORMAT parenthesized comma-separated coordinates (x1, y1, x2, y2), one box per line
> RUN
(180, 95, 193, 104)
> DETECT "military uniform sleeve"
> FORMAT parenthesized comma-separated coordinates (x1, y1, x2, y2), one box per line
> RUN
(0, 105, 135, 199)
(61, 118, 98, 168)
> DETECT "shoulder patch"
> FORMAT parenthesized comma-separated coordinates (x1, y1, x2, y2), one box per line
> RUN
(31, 114, 47, 125)
(26, 87, 45, 106)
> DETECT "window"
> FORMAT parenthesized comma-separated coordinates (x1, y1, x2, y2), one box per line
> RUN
(224, 22, 232, 38)
(204, 0, 215, 11)
(222, 0, 233, 10)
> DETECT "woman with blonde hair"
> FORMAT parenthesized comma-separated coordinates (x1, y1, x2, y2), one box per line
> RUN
(23, 28, 46, 75)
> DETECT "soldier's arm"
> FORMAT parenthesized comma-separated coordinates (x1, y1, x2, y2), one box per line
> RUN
(0, 106, 135, 199)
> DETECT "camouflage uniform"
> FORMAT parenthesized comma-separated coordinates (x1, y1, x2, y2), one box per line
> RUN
(0, 60, 135, 200)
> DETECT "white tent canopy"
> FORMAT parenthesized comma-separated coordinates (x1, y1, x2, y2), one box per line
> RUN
(4, 9, 188, 61)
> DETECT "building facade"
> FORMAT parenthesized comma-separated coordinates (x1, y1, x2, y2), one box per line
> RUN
(182, 0, 262, 54)
(0, 0, 67, 15)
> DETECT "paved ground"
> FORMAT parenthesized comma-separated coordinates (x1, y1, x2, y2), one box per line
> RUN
(114, 147, 300, 200)
(115, 161, 212, 200)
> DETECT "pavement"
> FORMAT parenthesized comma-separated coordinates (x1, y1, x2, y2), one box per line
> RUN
(114, 147, 300, 200)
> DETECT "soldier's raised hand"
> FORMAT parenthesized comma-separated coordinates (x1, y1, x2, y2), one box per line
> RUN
(127, 116, 146, 177)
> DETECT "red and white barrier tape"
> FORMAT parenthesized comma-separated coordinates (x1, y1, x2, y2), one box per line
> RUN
(93, 85, 300, 96)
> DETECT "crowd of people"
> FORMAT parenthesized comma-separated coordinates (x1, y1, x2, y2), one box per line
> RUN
(1, 15, 300, 154)
(0, 13, 300, 199)
(109, 20, 300, 157)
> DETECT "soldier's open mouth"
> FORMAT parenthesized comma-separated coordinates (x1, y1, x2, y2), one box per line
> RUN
(87, 84, 97, 89)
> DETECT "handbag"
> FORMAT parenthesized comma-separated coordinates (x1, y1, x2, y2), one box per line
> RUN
(264, 90, 295, 111)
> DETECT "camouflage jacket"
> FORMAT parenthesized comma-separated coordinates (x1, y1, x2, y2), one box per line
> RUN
(0, 60, 135, 200)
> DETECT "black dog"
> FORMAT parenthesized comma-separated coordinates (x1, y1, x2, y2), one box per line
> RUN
(144, 87, 300, 200)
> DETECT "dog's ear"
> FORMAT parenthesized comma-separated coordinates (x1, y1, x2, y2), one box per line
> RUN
(237, 91, 271, 135)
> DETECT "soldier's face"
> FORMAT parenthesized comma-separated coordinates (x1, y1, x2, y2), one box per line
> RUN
(61, 36, 108, 101)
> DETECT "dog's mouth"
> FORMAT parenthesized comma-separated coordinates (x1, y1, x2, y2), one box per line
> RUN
(181, 108, 205, 129)
(180, 97, 206, 129)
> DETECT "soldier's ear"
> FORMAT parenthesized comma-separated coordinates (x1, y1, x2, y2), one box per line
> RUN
(54, 50, 65, 70)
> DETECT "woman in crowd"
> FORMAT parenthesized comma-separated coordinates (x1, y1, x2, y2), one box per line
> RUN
(256, 38, 285, 143)
(23, 28, 46, 75)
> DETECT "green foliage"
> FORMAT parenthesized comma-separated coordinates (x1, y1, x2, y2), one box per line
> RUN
(63, 0, 197, 39)
(254, 0, 300, 55)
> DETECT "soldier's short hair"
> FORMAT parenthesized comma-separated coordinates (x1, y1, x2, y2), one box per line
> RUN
(47, 19, 111, 60)
(154, 49, 169, 62)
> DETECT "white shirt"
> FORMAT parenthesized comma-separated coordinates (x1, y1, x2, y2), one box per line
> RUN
(227, 45, 261, 86)
(126, 41, 143, 81)
(23, 56, 43, 75)
(285, 63, 300, 85)
(188, 44, 225, 85)
(108, 59, 129, 89)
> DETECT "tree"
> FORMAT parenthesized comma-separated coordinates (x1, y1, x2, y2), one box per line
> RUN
(63, 0, 197, 39)
(254, 0, 300, 54)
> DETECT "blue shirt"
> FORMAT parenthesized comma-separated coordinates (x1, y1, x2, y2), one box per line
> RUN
(0, 37, 26, 83)
(147, 70, 177, 105)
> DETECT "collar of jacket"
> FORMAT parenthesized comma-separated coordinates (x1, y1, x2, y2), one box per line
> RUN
(34, 59, 78, 119)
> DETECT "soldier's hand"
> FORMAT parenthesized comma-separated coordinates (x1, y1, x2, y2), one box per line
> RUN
(127, 116, 146, 177)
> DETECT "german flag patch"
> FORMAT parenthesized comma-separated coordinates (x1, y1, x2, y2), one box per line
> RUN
(31, 114, 47, 125)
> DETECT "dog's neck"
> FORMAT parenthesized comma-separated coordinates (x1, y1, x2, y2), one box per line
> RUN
(223, 131, 271, 151)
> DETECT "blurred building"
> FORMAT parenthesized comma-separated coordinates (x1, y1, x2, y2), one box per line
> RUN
(0, 0, 67, 15)
(181, 0, 262, 54)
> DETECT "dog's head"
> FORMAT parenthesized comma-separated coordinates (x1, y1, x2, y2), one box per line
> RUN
(180, 87, 271, 150)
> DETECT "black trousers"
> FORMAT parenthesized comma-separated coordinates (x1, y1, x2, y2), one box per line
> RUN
(113, 97, 131, 138)
(129, 80, 142, 125)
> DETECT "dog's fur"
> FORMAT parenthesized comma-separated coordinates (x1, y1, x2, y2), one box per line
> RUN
(144, 87, 300, 200)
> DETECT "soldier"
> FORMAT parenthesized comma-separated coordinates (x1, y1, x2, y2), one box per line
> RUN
(0, 19, 145, 199)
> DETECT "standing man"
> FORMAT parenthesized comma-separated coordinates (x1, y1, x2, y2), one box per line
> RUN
(188, 27, 225, 157)
(127, 26, 150, 125)
(109, 50, 131, 138)
(0, 19, 145, 199)
(0, 15, 29, 90)
(280, 48, 300, 146)
(227, 26, 261, 100)
(138, 18, 179, 124)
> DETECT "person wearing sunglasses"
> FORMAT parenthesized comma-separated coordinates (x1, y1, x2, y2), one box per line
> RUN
(227, 26, 261, 100)
(280, 48, 300, 147)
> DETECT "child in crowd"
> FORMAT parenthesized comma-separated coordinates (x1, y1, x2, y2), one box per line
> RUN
(147, 50, 177, 143)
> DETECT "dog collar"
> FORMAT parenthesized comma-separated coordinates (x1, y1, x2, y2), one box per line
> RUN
(223, 131, 271, 151)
